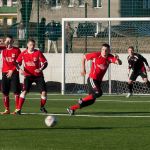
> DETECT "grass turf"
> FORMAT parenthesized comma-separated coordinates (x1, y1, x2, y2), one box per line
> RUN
(0, 94, 150, 150)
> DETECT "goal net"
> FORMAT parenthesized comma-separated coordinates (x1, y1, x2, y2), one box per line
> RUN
(62, 18, 150, 95)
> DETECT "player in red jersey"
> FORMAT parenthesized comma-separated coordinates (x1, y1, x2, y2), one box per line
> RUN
(67, 43, 122, 115)
(15, 39, 48, 114)
(0, 35, 21, 114)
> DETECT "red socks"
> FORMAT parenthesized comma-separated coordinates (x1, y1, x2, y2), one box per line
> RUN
(14, 94, 20, 109)
(3, 95, 9, 110)
(40, 98, 46, 107)
(17, 97, 25, 110)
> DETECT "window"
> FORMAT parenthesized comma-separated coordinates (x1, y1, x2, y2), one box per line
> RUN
(143, 0, 150, 9)
(0, 19, 3, 25)
(7, 18, 12, 25)
(3, 0, 7, 6)
(0, 0, 3, 7)
(7, 0, 12, 7)
(68, 0, 74, 7)
(51, 0, 61, 8)
(93, 0, 102, 8)
(79, 0, 84, 7)
(12, 0, 17, 6)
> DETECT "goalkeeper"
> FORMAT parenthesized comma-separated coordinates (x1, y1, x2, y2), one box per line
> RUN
(126, 46, 150, 98)
(67, 43, 122, 115)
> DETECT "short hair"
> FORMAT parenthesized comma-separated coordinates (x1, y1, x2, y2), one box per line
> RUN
(128, 46, 134, 51)
(102, 43, 110, 49)
(6, 35, 13, 39)
(28, 38, 35, 44)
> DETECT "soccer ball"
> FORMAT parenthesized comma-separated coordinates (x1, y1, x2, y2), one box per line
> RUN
(45, 115, 57, 127)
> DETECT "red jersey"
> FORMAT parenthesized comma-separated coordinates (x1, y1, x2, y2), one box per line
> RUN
(1, 47, 21, 73)
(85, 52, 117, 80)
(16, 49, 47, 77)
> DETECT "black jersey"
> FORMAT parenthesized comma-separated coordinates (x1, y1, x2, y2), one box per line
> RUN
(127, 53, 149, 71)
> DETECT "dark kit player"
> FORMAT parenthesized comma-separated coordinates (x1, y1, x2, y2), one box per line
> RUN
(1, 35, 21, 114)
(67, 43, 122, 115)
(15, 39, 48, 114)
(126, 46, 150, 98)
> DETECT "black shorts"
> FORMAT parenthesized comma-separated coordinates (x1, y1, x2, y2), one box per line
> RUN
(129, 69, 147, 81)
(2, 73, 21, 95)
(23, 76, 47, 92)
(87, 77, 102, 95)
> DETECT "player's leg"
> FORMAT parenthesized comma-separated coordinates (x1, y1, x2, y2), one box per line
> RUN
(47, 39, 51, 53)
(67, 78, 102, 115)
(35, 76, 48, 113)
(15, 76, 32, 114)
(11, 74, 21, 113)
(1, 73, 11, 114)
(126, 70, 138, 98)
(140, 71, 150, 88)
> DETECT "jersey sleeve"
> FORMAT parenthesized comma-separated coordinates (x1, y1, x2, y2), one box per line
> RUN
(85, 52, 101, 61)
(108, 54, 117, 63)
(139, 54, 149, 67)
(39, 51, 47, 63)
(16, 52, 23, 64)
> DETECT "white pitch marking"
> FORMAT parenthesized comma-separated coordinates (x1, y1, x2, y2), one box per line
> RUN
(22, 112, 150, 118)
(16, 98, 150, 103)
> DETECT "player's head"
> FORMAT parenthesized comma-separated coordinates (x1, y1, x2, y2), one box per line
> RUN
(27, 38, 35, 51)
(101, 43, 110, 57)
(4, 35, 14, 48)
(128, 46, 134, 56)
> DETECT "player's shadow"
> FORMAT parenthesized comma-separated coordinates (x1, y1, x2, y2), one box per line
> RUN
(1, 125, 150, 131)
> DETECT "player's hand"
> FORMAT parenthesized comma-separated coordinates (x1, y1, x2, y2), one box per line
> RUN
(6, 70, 13, 78)
(114, 54, 119, 59)
(146, 66, 150, 72)
(35, 69, 41, 73)
(81, 70, 86, 76)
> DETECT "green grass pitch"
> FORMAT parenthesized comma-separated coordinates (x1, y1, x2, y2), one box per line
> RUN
(0, 94, 150, 150)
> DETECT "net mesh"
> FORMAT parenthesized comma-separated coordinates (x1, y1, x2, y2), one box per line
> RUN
(63, 19, 150, 94)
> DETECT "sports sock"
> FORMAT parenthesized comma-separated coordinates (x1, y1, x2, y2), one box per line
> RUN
(17, 97, 25, 110)
(40, 96, 47, 107)
(14, 94, 20, 109)
(70, 104, 80, 110)
(128, 83, 133, 93)
(3, 95, 9, 110)
(82, 94, 94, 101)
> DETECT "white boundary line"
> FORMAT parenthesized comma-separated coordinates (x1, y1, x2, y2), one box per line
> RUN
(22, 112, 150, 118)
(10, 98, 150, 103)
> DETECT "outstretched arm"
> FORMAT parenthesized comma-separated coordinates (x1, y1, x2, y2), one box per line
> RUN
(141, 55, 150, 71)
(81, 55, 87, 76)
(114, 54, 122, 65)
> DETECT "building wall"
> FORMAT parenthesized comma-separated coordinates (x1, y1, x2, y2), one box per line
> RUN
(18, 0, 120, 23)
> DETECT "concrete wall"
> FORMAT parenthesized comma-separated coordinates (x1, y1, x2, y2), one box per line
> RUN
(0, 53, 149, 84)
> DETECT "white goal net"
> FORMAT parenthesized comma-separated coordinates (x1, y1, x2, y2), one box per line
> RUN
(62, 18, 150, 95)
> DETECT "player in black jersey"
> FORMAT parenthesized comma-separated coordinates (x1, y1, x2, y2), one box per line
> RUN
(127, 46, 150, 98)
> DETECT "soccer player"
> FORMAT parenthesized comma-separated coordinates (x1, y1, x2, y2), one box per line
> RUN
(126, 46, 150, 98)
(15, 39, 48, 114)
(67, 43, 122, 115)
(1, 35, 21, 114)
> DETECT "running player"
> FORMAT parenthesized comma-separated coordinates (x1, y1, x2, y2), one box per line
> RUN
(67, 43, 122, 115)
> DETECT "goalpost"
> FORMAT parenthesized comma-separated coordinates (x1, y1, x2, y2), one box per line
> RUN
(62, 17, 150, 95)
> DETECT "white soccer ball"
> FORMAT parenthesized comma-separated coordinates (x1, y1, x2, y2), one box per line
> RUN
(45, 115, 57, 127)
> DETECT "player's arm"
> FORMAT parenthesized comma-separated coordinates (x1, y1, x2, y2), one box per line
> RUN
(111, 54, 122, 65)
(35, 52, 48, 73)
(140, 55, 150, 71)
(81, 55, 87, 76)
(15, 53, 24, 75)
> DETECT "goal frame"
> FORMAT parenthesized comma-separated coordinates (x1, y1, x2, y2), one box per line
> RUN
(61, 17, 150, 95)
